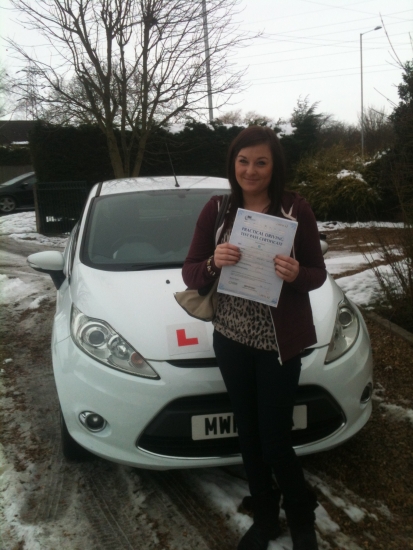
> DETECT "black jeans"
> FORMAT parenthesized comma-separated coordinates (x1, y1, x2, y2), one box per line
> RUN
(213, 330, 308, 501)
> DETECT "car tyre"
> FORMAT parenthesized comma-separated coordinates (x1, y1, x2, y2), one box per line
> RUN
(0, 196, 17, 213)
(60, 409, 93, 461)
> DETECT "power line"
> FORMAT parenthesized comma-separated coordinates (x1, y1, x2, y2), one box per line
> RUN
(239, 0, 403, 26)
(247, 66, 401, 86)
(255, 16, 412, 47)
(250, 62, 395, 82)
(241, 7, 411, 32)
(234, 44, 412, 68)
(297, 0, 410, 18)
(232, 30, 412, 62)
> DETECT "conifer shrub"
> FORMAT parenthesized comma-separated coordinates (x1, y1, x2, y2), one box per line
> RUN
(292, 144, 380, 221)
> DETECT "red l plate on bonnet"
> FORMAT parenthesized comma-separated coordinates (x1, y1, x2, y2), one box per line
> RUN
(176, 329, 199, 347)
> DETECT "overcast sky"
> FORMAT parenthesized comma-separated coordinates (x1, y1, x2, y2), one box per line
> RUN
(1, 0, 412, 125)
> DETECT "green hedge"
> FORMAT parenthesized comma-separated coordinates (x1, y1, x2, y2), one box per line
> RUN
(28, 121, 244, 183)
(29, 122, 114, 183)
(0, 146, 32, 165)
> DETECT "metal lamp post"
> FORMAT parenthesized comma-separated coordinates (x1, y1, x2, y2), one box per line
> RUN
(202, 0, 214, 123)
(360, 26, 382, 158)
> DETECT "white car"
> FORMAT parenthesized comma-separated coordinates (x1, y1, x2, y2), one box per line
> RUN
(28, 176, 373, 469)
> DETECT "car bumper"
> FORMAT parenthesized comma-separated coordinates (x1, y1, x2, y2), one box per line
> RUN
(53, 311, 372, 470)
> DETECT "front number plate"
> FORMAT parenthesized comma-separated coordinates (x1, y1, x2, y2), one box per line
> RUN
(191, 405, 307, 441)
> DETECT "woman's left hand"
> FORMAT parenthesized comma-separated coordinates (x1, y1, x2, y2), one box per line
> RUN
(274, 254, 300, 283)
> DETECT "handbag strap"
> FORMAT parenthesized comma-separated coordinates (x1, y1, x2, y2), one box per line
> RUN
(214, 194, 230, 246)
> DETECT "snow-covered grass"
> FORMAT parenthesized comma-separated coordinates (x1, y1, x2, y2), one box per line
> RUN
(0, 447, 42, 550)
(0, 212, 67, 247)
(318, 221, 404, 231)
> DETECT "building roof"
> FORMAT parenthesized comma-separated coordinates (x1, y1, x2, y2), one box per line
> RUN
(0, 120, 36, 145)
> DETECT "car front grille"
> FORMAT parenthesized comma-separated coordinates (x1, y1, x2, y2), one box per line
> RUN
(167, 349, 314, 368)
(137, 386, 346, 458)
(167, 357, 218, 368)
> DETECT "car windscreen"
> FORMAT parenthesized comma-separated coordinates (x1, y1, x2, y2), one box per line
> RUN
(81, 189, 228, 271)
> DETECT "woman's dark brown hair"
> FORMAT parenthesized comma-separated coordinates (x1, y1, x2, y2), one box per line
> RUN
(226, 125, 286, 215)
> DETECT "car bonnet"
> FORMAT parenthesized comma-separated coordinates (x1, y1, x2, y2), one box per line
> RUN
(70, 262, 216, 361)
(70, 263, 339, 362)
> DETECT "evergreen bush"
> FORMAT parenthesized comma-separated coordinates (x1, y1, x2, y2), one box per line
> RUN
(0, 146, 32, 165)
(292, 144, 379, 221)
(28, 121, 244, 183)
(29, 121, 114, 183)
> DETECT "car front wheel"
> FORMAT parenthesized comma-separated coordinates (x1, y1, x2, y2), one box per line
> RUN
(60, 409, 92, 461)
(0, 196, 17, 213)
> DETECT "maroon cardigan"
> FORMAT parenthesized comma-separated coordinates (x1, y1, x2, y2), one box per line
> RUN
(182, 192, 327, 362)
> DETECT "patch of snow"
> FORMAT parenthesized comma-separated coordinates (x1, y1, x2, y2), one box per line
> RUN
(9, 233, 68, 247)
(0, 212, 67, 247)
(189, 468, 334, 549)
(372, 383, 386, 402)
(344, 505, 366, 523)
(0, 211, 36, 234)
(315, 505, 340, 534)
(332, 533, 364, 550)
(335, 268, 381, 306)
(379, 403, 413, 426)
(324, 253, 381, 276)
(335, 261, 406, 307)
(0, 274, 36, 305)
(188, 468, 251, 536)
(28, 295, 49, 310)
(336, 170, 365, 183)
(317, 221, 404, 231)
(0, 412, 43, 549)
(307, 472, 366, 523)
(375, 503, 393, 520)
(2, 359, 13, 365)
(189, 468, 366, 549)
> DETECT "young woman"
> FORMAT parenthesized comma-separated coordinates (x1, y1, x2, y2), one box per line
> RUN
(183, 126, 326, 550)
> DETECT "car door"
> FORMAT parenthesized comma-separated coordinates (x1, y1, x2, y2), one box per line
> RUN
(18, 174, 37, 206)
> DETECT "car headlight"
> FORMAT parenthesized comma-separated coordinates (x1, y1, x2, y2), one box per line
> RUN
(325, 296, 360, 363)
(70, 305, 159, 379)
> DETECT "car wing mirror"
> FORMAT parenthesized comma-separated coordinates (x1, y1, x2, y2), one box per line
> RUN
(27, 251, 66, 289)
(319, 233, 328, 256)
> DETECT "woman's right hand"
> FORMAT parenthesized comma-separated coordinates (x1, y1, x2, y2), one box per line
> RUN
(214, 243, 241, 269)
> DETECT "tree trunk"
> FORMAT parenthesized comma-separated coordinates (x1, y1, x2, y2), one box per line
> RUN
(106, 129, 126, 178)
(131, 133, 149, 177)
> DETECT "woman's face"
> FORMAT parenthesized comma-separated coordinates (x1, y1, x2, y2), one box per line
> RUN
(234, 143, 273, 200)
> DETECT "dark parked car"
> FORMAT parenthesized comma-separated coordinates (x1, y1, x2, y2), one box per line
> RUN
(0, 172, 36, 214)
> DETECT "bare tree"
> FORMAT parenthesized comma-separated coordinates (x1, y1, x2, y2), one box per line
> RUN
(242, 110, 274, 127)
(357, 106, 395, 154)
(215, 109, 277, 127)
(0, 66, 16, 119)
(8, 0, 252, 177)
(0, 68, 8, 118)
(215, 109, 243, 125)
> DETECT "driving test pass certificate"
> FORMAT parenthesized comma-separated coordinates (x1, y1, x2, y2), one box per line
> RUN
(217, 208, 298, 307)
